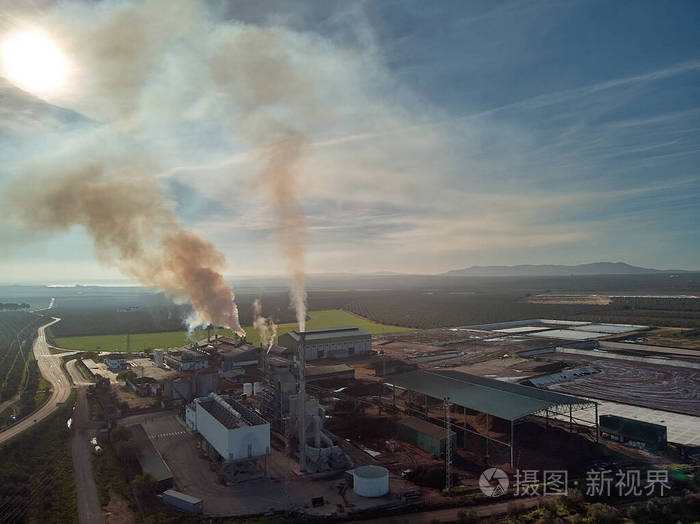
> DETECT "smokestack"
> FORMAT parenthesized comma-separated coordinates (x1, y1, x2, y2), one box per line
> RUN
(298, 330, 306, 472)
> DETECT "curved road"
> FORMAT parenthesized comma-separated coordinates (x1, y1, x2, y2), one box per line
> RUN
(0, 317, 72, 445)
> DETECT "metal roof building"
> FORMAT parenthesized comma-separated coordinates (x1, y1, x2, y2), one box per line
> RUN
(384, 369, 598, 466)
(128, 424, 173, 492)
(278, 327, 372, 360)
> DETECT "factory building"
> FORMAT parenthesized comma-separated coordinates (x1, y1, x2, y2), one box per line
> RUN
(396, 416, 456, 459)
(164, 370, 218, 403)
(600, 415, 667, 451)
(101, 354, 128, 372)
(165, 348, 209, 371)
(277, 327, 371, 361)
(219, 343, 260, 371)
(187, 393, 270, 482)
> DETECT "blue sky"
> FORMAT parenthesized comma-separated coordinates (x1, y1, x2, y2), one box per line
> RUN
(0, 0, 699, 283)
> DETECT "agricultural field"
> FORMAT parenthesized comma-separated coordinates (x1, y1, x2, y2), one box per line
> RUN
(0, 311, 46, 410)
(46, 290, 301, 338)
(53, 309, 412, 352)
(0, 395, 78, 523)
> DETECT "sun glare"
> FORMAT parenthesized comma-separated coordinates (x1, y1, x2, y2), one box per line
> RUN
(2, 30, 69, 93)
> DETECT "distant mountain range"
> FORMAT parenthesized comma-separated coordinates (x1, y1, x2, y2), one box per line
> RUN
(442, 262, 691, 277)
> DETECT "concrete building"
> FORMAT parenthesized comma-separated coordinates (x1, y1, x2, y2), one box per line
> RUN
(278, 327, 371, 361)
(163, 370, 218, 403)
(153, 348, 164, 368)
(219, 343, 260, 371)
(188, 393, 270, 466)
(165, 348, 209, 372)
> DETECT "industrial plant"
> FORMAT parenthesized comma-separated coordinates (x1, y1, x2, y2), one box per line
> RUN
(68, 318, 700, 519)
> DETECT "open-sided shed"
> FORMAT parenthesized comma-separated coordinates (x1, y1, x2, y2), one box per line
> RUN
(384, 369, 598, 466)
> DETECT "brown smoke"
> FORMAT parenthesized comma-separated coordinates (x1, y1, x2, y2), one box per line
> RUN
(1, 158, 243, 333)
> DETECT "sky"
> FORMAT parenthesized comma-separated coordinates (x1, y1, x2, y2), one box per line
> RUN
(0, 0, 699, 284)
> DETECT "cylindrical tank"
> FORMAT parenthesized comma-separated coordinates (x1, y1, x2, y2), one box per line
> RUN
(243, 383, 253, 396)
(253, 381, 263, 395)
(154, 348, 164, 368)
(353, 465, 389, 497)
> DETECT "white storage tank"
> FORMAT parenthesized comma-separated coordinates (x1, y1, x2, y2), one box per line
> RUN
(154, 348, 164, 368)
(253, 381, 263, 395)
(352, 465, 389, 497)
(243, 382, 253, 396)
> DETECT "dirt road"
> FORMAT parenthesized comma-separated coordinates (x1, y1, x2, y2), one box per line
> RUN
(0, 317, 72, 446)
(71, 387, 105, 524)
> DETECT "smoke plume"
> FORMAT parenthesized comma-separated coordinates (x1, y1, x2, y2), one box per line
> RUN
(1, 2, 322, 333)
(210, 27, 312, 331)
(252, 299, 277, 351)
(1, 156, 244, 334)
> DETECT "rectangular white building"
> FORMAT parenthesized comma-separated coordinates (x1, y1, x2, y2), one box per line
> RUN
(188, 393, 270, 462)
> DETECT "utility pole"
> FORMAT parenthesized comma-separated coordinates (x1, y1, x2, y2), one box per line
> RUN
(444, 396, 452, 496)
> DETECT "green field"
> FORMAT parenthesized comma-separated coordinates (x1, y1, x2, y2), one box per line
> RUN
(53, 309, 412, 352)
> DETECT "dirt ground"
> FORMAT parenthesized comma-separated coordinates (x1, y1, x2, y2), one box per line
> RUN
(546, 352, 700, 416)
(641, 327, 700, 350)
(115, 387, 160, 409)
(105, 491, 136, 524)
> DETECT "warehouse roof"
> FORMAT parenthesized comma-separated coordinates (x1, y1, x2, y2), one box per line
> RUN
(283, 326, 370, 342)
(128, 424, 173, 484)
(385, 369, 595, 422)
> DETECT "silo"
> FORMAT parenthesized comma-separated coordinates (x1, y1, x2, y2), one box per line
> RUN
(352, 465, 389, 497)
(154, 348, 164, 368)
(243, 383, 253, 396)
(253, 381, 263, 395)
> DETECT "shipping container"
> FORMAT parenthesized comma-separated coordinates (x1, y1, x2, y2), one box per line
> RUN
(161, 489, 203, 514)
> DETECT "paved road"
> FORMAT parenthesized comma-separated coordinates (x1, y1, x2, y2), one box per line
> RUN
(66, 359, 93, 387)
(72, 388, 105, 524)
(0, 317, 72, 446)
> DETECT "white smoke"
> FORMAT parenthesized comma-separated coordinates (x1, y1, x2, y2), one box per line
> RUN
(252, 298, 277, 351)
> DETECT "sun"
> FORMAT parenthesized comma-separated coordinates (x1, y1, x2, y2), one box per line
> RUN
(2, 30, 69, 93)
